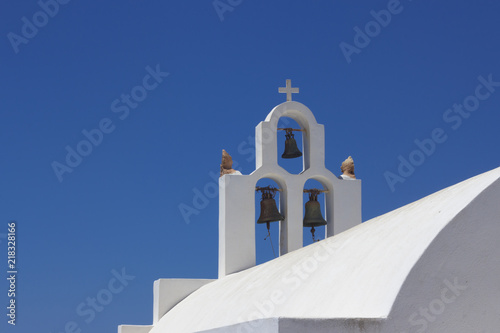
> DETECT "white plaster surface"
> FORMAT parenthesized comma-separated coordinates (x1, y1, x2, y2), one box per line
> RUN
(147, 166, 500, 333)
(118, 325, 153, 333)
(153, 279, 215, 324)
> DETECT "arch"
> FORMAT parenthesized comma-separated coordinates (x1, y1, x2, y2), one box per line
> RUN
(254, 173, 288, 191)
(303, 176, 335, 242)
(265, 101, 319, 129)
(256, 101, 326, 171)
(255, 177, 285, 264)
(253, 174, 292, 257)
(277, 116, 305, 175)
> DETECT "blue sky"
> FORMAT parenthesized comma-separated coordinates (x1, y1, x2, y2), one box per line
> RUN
(1, 0, 500, 332)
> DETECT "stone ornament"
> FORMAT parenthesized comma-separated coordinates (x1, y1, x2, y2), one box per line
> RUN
(220, 149, 241, 177)
(340, 156, 356, 180)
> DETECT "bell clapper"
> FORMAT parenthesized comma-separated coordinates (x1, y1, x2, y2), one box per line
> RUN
(264, 222, 271, 240)
(264, 222, 277, 258)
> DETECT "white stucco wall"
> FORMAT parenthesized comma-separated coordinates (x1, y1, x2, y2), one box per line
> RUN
(118, 325, 153, 333)
(219, 101, 362, 278)
(153, 279, 215, 324)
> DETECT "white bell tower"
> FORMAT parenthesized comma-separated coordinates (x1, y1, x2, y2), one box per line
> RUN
(218, 80, 362, 278)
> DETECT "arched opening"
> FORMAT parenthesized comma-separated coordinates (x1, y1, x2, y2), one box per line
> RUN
(277, 117, 304, 175)
(255, 178, 283, 264)
(303, 179, 327, 246)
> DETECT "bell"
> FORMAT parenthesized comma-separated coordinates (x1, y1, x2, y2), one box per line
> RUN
(303, 193, 327, 228)
(257, 192, 285, 224)
(282, 130, 302, 159)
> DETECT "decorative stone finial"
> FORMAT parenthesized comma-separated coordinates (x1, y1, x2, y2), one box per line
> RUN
(340, 156, 356, 180)
(220, 149, 241, 177)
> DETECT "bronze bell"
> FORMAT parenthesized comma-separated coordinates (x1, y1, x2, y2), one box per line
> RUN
(257, 191, 285, 224)
(303, 191, 327, 228)
(282, 130, 302, 159)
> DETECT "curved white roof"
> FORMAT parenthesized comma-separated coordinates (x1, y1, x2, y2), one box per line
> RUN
(149, 167, 500, 333)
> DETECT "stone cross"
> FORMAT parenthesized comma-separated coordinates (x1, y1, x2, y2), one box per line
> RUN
(279, 79, 299, 101)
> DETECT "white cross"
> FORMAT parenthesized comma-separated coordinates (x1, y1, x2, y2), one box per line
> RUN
(278, 79, 299, 101)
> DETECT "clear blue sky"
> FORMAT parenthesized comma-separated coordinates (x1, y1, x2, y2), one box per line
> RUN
(1, 0, 499, 332)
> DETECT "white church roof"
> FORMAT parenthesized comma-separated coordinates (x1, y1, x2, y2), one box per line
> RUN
(146, 166, 500, 333)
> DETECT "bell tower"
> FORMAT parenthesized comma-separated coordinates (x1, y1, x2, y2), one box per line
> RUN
(218, 80, 361, 278)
